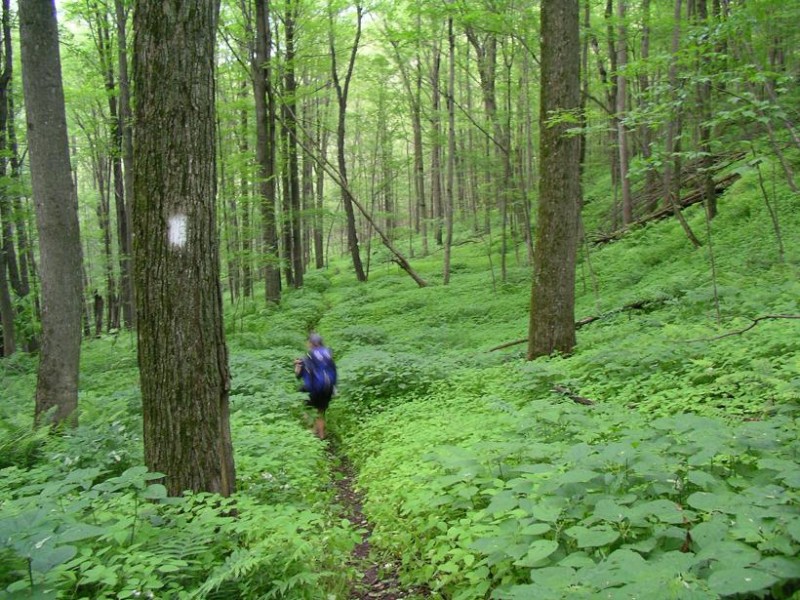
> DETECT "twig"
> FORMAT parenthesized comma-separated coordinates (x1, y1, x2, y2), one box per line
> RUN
(552, 385, 595, 406)
(686, 315, 800, 343)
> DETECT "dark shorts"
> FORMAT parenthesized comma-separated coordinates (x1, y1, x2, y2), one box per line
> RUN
(306, 392, 332, 412)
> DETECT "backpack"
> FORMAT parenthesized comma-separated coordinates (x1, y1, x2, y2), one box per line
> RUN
(302, 346, 337, 396)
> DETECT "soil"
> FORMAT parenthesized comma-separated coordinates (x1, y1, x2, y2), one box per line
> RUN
(327, 440, 431, 600)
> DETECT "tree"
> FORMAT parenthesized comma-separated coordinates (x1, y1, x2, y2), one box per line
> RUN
(133, 0, 235, 496)
(527, 0, 581, 360)
(20, 0, 83, 425)
(329, 1, 366, 282)
(252, 0, 281, 304)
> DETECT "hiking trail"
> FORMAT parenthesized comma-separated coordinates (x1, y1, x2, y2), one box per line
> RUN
(327, 441, 431, 600)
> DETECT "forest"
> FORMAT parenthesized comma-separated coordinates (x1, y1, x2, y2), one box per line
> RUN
(1, 0, 799, 598)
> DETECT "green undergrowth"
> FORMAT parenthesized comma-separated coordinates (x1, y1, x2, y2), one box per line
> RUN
(1, 160, 799, 599)
(0, 282, 356, 599)
(325, 167, 800, 598)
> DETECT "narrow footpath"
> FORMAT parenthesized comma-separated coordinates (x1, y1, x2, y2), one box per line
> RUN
(327, 441, 430, 600)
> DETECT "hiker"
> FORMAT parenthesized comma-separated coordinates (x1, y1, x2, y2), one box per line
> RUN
(294, 332, 337, 440)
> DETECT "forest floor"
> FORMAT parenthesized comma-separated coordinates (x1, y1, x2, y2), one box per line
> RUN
(327, 438, 430, 600)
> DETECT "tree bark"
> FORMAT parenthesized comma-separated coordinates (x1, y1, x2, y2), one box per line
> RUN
(330, 3, 366, 281)
(663, 0, 702, 248)
(285, 0, 303, 287)
(443, 14, 455, 285)
(114, 0, 134, 328)
(253, 0, 281, 303)
(616, 0, 633, 224)
(133, 0, 235, 496)
(20, 0, 83, 426)
(528, 0, 581, 359)
(0, 248, 14, 356)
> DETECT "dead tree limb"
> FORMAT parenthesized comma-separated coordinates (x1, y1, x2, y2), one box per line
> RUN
(489, 298, 667, 352)
(591, 172, 741, 246)
(552, 385, 595, 405)
(686, 315, 800, 343)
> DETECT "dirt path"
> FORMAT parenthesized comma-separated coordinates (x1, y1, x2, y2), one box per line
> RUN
(328, 442, 430, 600)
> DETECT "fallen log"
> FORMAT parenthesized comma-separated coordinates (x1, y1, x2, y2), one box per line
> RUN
(590, 172, 741, 246)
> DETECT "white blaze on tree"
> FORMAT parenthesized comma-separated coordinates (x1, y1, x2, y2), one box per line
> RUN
(168, 214, 187, 248)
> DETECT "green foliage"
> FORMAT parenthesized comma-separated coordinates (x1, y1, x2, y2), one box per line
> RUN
(2, 137, 799, 599)
(327, 163, 800, 598)
(0, 306, 352, 599)
(338, 347, 446, 408)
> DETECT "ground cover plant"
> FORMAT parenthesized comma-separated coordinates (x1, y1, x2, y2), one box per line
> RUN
(326, 166, 800, 598)
(1, 161, 799, 599)
(0, 297, 357, 599)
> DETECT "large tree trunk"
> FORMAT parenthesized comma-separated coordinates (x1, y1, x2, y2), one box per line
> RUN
(253, 0, 281, 303)
(20, 0, 83, 425)
(133, 0, 235, 496)
(528, 0, 581, 360)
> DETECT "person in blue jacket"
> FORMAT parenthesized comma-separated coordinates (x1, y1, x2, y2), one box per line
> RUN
(294, 332, 337, 439)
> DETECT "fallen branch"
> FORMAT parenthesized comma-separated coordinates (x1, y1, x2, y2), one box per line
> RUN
(591, 172, 741, 246)
(686, 314, 800, 343)
(489, 298, 668, 352)
(552, 385, 595, 406)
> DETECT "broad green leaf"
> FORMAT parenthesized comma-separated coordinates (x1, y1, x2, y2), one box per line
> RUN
(56, 524, 106, 543)
(707, 568, 777, 596)
(686, 491, 741, 514)
(528, 565, 575, 588)
(31, 544, 77, 572)
(485, 490, 517, 515)
(637, 499, 686, 524)
(697, 540, 761, 569)
(558, 551, 595, 569)
(592, 499, 628, 523)
(514, 539, 559, 566)
(558, 469, 600, 485)
(786, 515, 800, 543)
(686, 470, 719, 490)
(519, 522, 551, 536)
(757, 556, 800, 579)
(565, 525, 620, 548)
(143, 484, 168, 500)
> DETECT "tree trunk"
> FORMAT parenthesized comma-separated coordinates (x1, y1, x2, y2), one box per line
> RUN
(0, 0, 20, 300)
(617, 0, 633, 224)
(695, 0, 717, 219)
(20, 0, 83, 426)
(253, 0, 281, 303)
(330, 3, 366, 281)
(663, 0, 702, 248)
(133, 0, 235, 496)
(430, 39, 443, 247)
(0, 248, 14, 356)
(114, 0, 134, 328)
(285, 0, 303, 287)
(443, 15, 455, 285)
(314, 93, 330, 269)
(528, 0, 581, 359)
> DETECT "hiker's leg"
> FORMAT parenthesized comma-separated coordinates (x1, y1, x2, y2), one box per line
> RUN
(315, 410, 326, 439)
